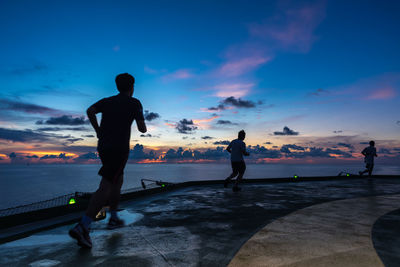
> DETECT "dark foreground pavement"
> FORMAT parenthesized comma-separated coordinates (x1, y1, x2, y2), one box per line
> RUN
(1, 177, 400, 266)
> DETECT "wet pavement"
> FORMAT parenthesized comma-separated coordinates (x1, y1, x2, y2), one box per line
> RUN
(1, 177, 400, 266)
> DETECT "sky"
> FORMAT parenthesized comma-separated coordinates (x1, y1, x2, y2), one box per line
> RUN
(0, 0, 399, 164)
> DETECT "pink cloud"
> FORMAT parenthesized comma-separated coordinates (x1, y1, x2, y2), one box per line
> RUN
(218, 56, 271, 77)
(144, 66, 158, 74)
(214, 83, 255, 98)
(248, 1, 326, 53)
(366, 87, 397, 100)
(333, 73, 400, 100)
(162, 69, 194, 81)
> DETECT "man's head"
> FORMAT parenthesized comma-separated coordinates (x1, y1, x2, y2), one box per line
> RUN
(115, 73, 135, 95)
(369, 140, 375, 147)
(238, 130, 246, 140)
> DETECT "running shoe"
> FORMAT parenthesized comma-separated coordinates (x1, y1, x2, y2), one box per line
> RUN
(69, 223, 92, 249)
(107, 217, 125, 229)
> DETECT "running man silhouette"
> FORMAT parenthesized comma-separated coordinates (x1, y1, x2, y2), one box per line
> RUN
(69, 73, 147, 249)
(359, 141, 377, 177)
(224, 130, 250, 192)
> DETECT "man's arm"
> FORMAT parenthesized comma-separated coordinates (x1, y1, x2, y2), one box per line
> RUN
(86, 105, 101, 138)
(243, 143, 250, 156)
(136, 120, 147, 133)
(226, 142, 232, 153)
(361, 148, 367, 156)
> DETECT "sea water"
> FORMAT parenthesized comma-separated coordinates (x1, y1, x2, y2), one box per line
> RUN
(0, 163, 399, 210)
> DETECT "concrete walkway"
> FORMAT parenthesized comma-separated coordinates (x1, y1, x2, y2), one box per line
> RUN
(1, 178, 400, 266)
(230, 194, 400, 267)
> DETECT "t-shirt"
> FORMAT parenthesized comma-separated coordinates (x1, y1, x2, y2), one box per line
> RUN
(92, 93, 144, 151)
(227, 139, 246, 162)
(362, 146, 377, 164)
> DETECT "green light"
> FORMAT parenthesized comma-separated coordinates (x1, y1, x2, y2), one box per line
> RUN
(346, 173, 350, 177)
(161, 184, 165, 187)
(69, 198, 76, 205)
(294, 175, 298, 179)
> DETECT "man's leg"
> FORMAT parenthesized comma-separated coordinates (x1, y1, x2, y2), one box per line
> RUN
(233, 162, 246, 191)
(108, 174, 124, 227)
(69, 177, 111, 248)
(86, 177, 112, 220)
(368, 164, 374, 177)
(359, 164, 370, 176)
(225, 162, 239, 187)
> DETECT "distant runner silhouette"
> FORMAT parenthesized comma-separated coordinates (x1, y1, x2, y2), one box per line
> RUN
(224, 130, 250, 192)
(69, 73, 147, 248)
(359, 141, 377, 177)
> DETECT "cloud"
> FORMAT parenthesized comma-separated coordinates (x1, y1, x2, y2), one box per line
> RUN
(140, 134, 153, 138)
(273, 126, 299, 136)
(366, 87, 396, 100)
(333, 130, 343, 134)
(41, 153, 72, 160)
(217, 56, 271, 77)
(248, 1, 326, 53)
(37, 127, 89, 132)
(247, 145, 283, 159)
(36, 115, 88, 125)
(9, 62, 48, 75)
(82, 134, 95, 138)
(280, 144, 305, 153)
(144, 110, 160, 121)
(192, 115, 219, 129)
(378, 148, 393, 155)
(216, 120, 238, 125)
(207, 96, 259, 111)
(77, 152, 99, 160)
(0, 98, 60, 115)
(264, 141, 272, 144)
(223, 96, 256, 108)
(397, 121, 400, 126)
(0, 127, 70, 143)
(144, 66, 159, 74)
(337, 143, 354, 149)
(201, 136, 214, 140)
(213, 140, 230, 145)
(65, 138, 83, 144)
(162, 69, 193, 81)
(308, 88, 329, 96)
(207, 104, 227, 112)
(176, 119, 198, 134)
(214, 83, 255, 98)
(129, 144, 157, 160)
(359, 142, 369, 145)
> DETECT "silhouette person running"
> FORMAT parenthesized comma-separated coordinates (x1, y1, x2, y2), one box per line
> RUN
(69, 73, 147, 248)
(224, 130, 249, 192)
(359, 141, 377, 177)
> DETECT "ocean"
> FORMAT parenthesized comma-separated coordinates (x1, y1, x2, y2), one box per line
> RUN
(1, 163, 399, 210)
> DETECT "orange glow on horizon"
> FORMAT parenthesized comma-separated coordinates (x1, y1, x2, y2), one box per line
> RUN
(18, 151, 78, 157)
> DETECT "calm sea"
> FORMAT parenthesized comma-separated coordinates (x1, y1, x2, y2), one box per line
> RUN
(1, 163, 399, 210)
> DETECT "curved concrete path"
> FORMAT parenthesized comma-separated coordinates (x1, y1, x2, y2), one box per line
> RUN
(229, 194, 400, 267)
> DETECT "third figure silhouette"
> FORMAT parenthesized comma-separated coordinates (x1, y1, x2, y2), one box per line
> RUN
(224, 130, 250, 192)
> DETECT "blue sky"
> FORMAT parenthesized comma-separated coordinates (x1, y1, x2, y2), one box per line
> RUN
(0, 0, 399, 163)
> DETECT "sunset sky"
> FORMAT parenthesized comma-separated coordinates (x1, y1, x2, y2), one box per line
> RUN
(0, 0, 399, 164)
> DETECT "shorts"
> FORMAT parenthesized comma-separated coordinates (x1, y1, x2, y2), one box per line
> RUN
(231, 161, 246, 175)
(98, 149, 129, 183)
